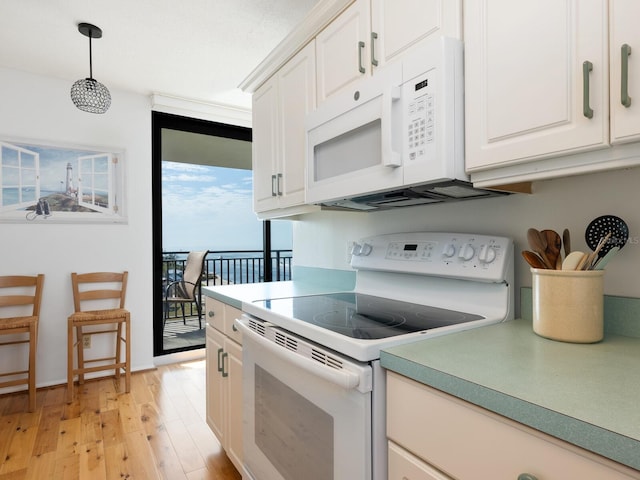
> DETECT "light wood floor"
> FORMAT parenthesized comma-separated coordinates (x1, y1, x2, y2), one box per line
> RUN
(0, 360, 242, 480)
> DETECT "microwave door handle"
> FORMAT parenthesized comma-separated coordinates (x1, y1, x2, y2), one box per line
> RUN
(382, 85, 402, 167)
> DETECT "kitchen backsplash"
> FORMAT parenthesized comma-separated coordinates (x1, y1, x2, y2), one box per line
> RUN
(292, 165, 640, 317)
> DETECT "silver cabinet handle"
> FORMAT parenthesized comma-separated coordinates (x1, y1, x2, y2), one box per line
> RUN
(217, 347, 224, 373)
(208, 310, 214, 317)
(517, 475, 538, 480)
(271, 174, 277, 197)
(622, 44, 632, 107)
(358, 41, 366, 74)
(371, 32, 379, 67)
(277, 173, 283, 196)
(221, 352, 229, 377)
(583, 60, 594, 118)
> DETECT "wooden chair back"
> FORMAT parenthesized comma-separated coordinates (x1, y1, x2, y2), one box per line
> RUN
(71, 271, 128, 313)
(0, 274, 45, 318)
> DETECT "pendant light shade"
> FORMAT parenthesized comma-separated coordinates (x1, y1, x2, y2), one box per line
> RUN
(70, 23, 111, 114)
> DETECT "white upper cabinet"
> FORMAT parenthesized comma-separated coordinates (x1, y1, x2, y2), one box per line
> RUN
(316, 0, 372, 103)
(370, 0, 461, 68)
(610, 0, 640, 145)
(252, 41, 319, 218)
(252, 77, 279, 213)
(316, 0, 461, 104)
(465, 0, 640, 187)
(464, 0, 609, 172)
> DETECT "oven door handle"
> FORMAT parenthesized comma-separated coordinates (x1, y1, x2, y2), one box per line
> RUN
(234, 317, 362, 391)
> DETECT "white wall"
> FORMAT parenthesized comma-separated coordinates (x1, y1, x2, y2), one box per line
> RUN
(0, 67, 154, 388)
(293, 165, 640, 315)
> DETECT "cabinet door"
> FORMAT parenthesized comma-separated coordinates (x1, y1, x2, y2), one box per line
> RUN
(225, 338, 243, 473)
(205, 325, 226, 444)
(464, 0, 609, 171)
(316, 0, 371, 104)
(610, 0, 640, 144)
(278, 41, 316, 208)
(252, 76, 280, 213)
(370, 0, 461, 68)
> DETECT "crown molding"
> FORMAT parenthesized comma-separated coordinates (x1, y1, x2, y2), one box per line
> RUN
(150, 94, 252, 127)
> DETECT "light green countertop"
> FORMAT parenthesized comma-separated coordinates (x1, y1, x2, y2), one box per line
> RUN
(381, 318, 640, 471)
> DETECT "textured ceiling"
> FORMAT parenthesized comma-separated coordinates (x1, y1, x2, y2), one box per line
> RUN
(0, 0, 319, 109)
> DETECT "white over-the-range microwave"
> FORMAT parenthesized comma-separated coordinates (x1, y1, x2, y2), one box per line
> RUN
(305, 37, 508, 211)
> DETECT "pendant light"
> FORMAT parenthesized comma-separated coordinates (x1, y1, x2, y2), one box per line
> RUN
(70, 23, 111, 114)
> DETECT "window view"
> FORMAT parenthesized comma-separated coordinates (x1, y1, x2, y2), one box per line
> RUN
(161, 160, 292, 351)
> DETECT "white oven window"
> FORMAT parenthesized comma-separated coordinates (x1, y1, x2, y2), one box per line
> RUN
(255, 365, 333, 480)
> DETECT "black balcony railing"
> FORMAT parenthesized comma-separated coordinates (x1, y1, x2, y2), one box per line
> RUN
(162, 249, 292, 321)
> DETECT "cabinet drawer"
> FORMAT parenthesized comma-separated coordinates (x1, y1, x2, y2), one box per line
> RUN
(205, 296, 225, 332)
(224, 304, 243, 345)
(389, 440, 452, 480)
(387, 372, 639, 479)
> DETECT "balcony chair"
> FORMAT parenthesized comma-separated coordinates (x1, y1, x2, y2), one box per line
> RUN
(67, 271, 130, 403)
(0, 274, 44, 412)
(164, 250, 208, 330)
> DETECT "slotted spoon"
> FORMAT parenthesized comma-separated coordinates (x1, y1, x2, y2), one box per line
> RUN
(584, 215, 629, 260)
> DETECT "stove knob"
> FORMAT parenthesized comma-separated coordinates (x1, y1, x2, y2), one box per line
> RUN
(442, 243, 456, 258)
(478, 245, 497, 264)
(360, 243, 373, 256)
(458, 243, 475, 261)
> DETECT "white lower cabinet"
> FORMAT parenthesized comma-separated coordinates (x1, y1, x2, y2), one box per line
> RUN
(387, 371, 640, 480)
(205, 297, 243, 474)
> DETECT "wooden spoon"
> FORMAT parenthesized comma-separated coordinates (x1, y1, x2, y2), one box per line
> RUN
(541, 229, 562, 269)
(561, 251, 584, 270)
(521, 250, 547, 269)
(527, 228, 553, 269)
(562, 228, 571, 256)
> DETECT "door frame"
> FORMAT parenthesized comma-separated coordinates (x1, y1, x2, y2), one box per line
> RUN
(151, 111, 252, 357)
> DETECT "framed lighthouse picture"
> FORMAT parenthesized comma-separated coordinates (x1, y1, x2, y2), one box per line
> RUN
(0, 137, 126, 223)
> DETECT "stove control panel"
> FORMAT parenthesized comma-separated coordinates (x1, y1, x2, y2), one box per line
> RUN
(351, 232, 513, 283)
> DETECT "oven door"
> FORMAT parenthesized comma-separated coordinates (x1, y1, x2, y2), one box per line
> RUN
(235, 315, 372, 480)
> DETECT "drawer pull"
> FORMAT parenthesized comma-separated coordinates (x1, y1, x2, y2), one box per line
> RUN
(621, 44, 632, 108)
(217, 347, 224, 373)
(371, 32, 379, 67)
(583, 60, 594, 119)
(208, 310, 214, 317)
(517, 474, 538, 480)
(221, 352, 229, 377)
(358, 41, 366, 74)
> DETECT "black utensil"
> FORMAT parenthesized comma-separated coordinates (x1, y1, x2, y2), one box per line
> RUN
(584, 215, 629, 259)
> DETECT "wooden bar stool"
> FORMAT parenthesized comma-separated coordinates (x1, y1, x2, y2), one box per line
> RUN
(0, 274, 44, 412)
(67, 271, 130, 403)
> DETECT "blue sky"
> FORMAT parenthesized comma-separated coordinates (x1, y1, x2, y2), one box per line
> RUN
(162, 161, 292, 252)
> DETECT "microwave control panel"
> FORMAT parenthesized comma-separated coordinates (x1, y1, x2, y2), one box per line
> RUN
(405, 71, 436, 164)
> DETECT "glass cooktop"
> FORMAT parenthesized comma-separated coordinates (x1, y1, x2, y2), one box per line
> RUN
(254, 292, 484, 340)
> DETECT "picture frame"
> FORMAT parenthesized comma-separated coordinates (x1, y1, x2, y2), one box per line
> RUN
(0, 137, 127, 224)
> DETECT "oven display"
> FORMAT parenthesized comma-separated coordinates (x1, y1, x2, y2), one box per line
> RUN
(404, 244, 418, 251)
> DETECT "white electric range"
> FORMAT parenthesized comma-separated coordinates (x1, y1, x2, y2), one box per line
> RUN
(235, 232, 514, 480)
